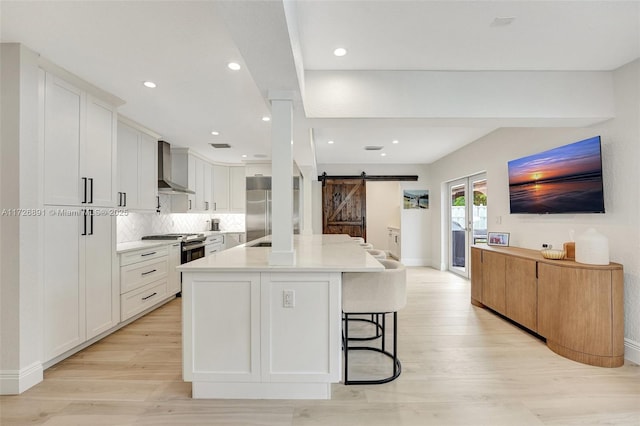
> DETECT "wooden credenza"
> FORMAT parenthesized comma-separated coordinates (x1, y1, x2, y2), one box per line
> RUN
(471, 245, 624, 367)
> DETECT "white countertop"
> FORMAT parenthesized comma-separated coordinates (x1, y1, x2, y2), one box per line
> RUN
(178, 234, 384, 273)
(116, 240, 175, 254)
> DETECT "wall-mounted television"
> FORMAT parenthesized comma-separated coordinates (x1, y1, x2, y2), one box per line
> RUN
(508, 136, 605, 214)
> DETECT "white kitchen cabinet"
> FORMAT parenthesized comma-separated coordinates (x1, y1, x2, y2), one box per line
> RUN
(168, 242, 182, 296)
(205, 234, 225, 257)
(43, 72, 116, 207)
(225, 232, 245, 249)
(170, 149, 197, 212)
(212, 164, 230, 212)
(229, 166, 246, 213)
(388, 227, 401, 260)
(116, 119, 158, 211)
(119, 245, 170, 321)
(43, 207, 118, 361)
(203, 160, 213, 212)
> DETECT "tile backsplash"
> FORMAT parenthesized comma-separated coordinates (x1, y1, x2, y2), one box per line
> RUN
(117, 194, 245, 243)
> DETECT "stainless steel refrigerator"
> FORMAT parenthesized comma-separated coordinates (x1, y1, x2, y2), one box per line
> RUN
(246, 176, 299, 243)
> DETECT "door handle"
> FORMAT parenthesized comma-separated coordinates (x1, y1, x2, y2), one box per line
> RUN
(82, 178, 88, 204)
(88, 209, 94, 235)
(88, 178, 94, 203)
(123, 192, 126, 207)
(81, 209, 87, 235)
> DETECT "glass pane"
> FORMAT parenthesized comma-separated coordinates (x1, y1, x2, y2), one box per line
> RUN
(450, 183, 466, 268)
(472, 179, 487, 244)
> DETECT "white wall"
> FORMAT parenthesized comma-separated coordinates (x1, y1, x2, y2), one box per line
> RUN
(428, 59, 640, 363)
(317, 163, 431, 265)
(365, 181, 401, 251)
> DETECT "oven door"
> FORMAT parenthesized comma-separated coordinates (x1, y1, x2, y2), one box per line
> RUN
(182, 242, 206, 263)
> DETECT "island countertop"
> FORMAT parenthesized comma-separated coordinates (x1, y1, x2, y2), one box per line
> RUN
(178, 234, 383, 273)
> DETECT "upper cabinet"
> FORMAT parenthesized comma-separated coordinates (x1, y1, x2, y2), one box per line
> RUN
(43, 72, 117, 207)
(229, 166, 246, 213)
(116, 118, 158, 211)
(171, 148, 245, 213)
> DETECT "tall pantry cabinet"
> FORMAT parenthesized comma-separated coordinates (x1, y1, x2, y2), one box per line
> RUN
(41, 70, 120, 362)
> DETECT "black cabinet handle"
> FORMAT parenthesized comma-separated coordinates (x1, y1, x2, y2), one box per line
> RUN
(81, 209, 87, 235)
(88, 178, 94, 203)
(188, 199, 192, 210)
(123, 192, 126, 207)
(205, 201, 209, 210)
(89, 209, 94, 235)
(140, 251, 157, 257)
(82, 178, 88, 204)
(117, 192, 122, 207)
(141, 269, 157, 276)
(141, 292, 157, 301)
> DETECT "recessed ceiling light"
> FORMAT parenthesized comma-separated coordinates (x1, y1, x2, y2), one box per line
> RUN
(228, 62, 241, 71)
(333, 47, 347, 57)
(262, 116, 271, 122)
(392, 140, 399, 144)
(381, 153, 387, 157)
(211, 131, 220, 136)
(241, 154, 247, 158)
(143, 81, 156, 88)
(328, 140, 334, 144)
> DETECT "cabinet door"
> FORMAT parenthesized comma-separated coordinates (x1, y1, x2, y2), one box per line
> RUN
(229, 166, 246, 212)
(538, 263, 613, 356)
(194, 157, 205, 212)
(470, 247, 483, 303)
(43, 74, 82, 206)
(481, 251, 506, 314)
(203, 161, 213, 211)
(213, 164, 230, 212)
(187, 155, 196, 211)
(167, 243, 181, 295)
(43, 208, 84, 360)
(505, 256, 537, 332)
(117, 122, 139, 208)
(85, 213, 117, 339)
(84, 95, 116, 207)
(137, 132, 158, 210)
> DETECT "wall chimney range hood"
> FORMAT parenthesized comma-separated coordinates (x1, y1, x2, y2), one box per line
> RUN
(157, 140, 195, 194)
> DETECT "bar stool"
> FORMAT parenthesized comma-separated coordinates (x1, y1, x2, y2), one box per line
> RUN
(366, 249, 386, 260)
(342, 259, 407, 385)
(351, 236, 365, 244)
(359, 242, 374, 250)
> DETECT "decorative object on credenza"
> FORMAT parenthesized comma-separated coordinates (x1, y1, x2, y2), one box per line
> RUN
(541, 248, 566, 260)
(575, 228, 609, 265)
(403, 190, 428, 209)
(563, 242, 576, 260)
(487, 232, 510, 247)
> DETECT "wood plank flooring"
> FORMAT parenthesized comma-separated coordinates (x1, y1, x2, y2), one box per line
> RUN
(2, 267, 639, 425)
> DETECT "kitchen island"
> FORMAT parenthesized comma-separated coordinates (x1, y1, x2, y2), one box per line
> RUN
(178, 234, 383, 399)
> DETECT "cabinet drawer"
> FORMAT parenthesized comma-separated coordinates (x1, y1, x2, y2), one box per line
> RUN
(121, 278, 168, 322)
(120, 245, 169, 266)
(120, 257, 168, 294)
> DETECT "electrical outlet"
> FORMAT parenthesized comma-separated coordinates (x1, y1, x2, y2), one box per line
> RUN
(283, 290, 295, 308)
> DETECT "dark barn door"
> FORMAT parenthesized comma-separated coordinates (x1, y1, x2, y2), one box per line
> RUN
(322, 178, 366, 239)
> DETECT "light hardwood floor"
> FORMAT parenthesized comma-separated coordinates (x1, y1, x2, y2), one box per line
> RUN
(2, 267, 639, 425)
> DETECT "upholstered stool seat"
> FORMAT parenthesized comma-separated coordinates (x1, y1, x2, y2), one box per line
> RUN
(366, 249, 386, 260)
(342, 259, 407, 385)
(351, 236, 365, 244)
(359, 242, 374, 250)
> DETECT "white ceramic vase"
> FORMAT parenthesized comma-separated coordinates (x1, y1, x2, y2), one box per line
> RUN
(575, 228, 609, 265)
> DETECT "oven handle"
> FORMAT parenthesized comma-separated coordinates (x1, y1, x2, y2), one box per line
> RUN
(182, 242, 206, 252)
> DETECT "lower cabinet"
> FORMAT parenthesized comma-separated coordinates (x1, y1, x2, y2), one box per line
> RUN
(119, 245, 170, 321)
(470, 245, 624, 367)
(225, 232, 245, 249)
(168, 242, 181, 295)
(43, 208, 118, 362)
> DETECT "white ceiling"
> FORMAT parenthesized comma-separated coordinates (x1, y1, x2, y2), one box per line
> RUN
(2, 1, 639, 171)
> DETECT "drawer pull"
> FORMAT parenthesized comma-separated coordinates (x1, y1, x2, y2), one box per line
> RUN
(140, 251, 157, 257)
(141, 269, 157, 276)
(141, 292, 157, 301)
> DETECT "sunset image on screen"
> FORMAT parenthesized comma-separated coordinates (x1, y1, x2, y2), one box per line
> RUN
(508, 136, 605, 214)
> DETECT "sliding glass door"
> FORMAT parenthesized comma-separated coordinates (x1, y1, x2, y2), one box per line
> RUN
(448, 173, 487, 277)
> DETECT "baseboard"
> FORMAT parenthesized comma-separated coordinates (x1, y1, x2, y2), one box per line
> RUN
(624, 338, 640, 365)
(400, 257, 429, 267)
(0, 361, 43, 395)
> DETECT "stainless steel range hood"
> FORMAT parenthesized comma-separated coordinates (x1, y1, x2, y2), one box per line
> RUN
(157, 140, 195, 194)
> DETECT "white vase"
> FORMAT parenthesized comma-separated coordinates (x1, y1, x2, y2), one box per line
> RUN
(575, 228, 609, 265)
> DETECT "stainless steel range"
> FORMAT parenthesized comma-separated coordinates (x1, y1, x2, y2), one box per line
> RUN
(141, 233, 207, 264)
